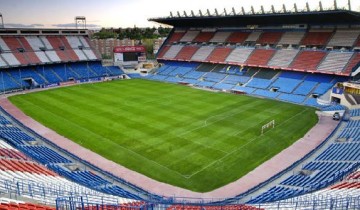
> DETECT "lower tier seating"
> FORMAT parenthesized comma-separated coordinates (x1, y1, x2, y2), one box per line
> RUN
(146, 62, 348, 108)
(0, 109, 144, 203)
(247, 114, 360, 204)
(0, 62, 123, 92)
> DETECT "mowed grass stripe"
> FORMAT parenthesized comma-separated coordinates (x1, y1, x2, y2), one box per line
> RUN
(11, 96, 189, 178)
(9, 79, 317, 192)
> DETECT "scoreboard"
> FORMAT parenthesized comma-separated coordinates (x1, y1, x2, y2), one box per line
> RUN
(113, 46, 146, 66)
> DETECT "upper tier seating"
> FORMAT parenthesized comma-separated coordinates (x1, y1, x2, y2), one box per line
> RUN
(0, 35, 99, 68)
(2, 37, 23, 51)
(66, 36, 83, 48)
(64, 49, 79, 61)
(256, 32, 283, 45)
(327, 30, 360, 47)
(175, 46, 199, 60)
(180, 30, 200, 42)
(2, 53, 21, 66)
(158, 29, 359, 77)
(167, 31, 185, 43)
(290, 51, 327, 71)
(225, 47, 254, 63)
(45, 51, 62, 62)
(0, 37, 10, 51)
(205, 47, 233, 63)
(46, 36, 64, 49)
(18, 37, 33, 51)
(354, 37, 360, 47)
(210, 31, 232, 43)
(13, 52, 29, 65)
(59, 36, 73, 49)
(83, 49, 98, 60)
(300, 31, 333, 46)
(24, 52, 42, 64)
(55, 50, 70, 62)
(193, 32, 215, 43)
(40, 36, 53, 49)
(73, 49, 88, 61)
(156, 45, 170, 58)
(18, 36, 33, 51)
(317, 51, 353, 73)
(191, 46, 214, 61)
(79, 36, 90, 48)
(268, 49, 299, 68)
(245, 32, 262, 42)
(162, 45, 183, 59)
(343, 52, 360, 74)
(226, 32, 250, 43)
(278, 31, 305, 45)
(26, 36, 45, 51)
(246, 49, 276, 66)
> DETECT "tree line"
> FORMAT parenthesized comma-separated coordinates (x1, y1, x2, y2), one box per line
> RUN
(92, 26, 171, 40)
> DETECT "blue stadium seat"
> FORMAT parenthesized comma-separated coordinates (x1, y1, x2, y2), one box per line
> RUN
(253, 89, 280, 98)
(271, 78, 302, 93)
(246, 78, 273, 89)
(232, 86, 256, 94)
(277, 94, 306, 104)
(293, 81, 318, 95)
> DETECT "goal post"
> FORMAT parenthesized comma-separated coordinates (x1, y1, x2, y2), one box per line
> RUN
(261, 119, 275, 135)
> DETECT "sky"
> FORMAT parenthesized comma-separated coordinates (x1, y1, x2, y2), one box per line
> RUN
(0, 0, 359, 29)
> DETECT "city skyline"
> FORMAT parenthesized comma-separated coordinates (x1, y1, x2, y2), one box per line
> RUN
(1, 0, 359, 29)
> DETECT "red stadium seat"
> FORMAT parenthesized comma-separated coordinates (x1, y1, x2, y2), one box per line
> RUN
(226, 32, 250, 44)
(290, 51, 327, 71)
(175, 46, 199, 60)
(206, 47, 233, 63)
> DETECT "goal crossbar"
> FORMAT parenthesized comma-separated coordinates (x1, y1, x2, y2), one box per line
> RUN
(261, 119, 275, 135)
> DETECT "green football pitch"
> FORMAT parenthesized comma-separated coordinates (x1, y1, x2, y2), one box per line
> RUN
(9, 79, 318, 192)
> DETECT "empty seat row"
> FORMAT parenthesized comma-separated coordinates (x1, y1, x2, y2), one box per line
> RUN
(159, 45, 359, 75)
(166, 30, 360, 47)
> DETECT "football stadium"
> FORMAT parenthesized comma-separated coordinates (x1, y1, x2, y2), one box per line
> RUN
(0, 0, 360, 209)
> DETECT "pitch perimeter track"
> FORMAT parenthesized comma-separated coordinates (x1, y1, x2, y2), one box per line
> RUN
(0, 96, 338, 200)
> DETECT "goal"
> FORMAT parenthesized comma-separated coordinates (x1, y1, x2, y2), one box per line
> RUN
(261, 120, 275, 135)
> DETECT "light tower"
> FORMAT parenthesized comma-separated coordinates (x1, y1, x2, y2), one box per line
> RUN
(0, 13, 4, 28)
(75, 16, 86, 29)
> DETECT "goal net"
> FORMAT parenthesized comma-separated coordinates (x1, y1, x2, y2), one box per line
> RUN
(261, 120, 275, 135)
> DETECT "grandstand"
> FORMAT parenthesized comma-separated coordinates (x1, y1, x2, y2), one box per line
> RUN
(0, 28, 125, 93)
(144, 5, 360, 208)
(1, 2, 360, 210)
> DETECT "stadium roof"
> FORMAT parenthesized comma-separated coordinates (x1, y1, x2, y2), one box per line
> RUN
(149, 9, 360, 28)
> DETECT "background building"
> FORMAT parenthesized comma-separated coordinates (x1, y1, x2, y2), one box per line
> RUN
(91, 39, 135, 59)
